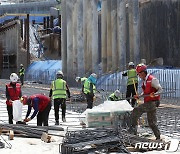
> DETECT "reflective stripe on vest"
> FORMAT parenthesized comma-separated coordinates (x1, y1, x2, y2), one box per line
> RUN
(127, 69, 138, 86)
(19, 68, 25, 76)
(52, 79, 67, 99)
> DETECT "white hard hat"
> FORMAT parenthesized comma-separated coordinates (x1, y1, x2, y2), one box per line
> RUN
(20, 64, 23, 67)
(10, 73, 18, 82)
(114, 90, 121, 97)
(75, 77, 81, 82)
(90, 73, 97, 79)
(128, 62, 134, 66)
(56, 70, 63, 76)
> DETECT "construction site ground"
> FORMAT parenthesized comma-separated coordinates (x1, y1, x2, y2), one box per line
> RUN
(0, 79, 179, 153)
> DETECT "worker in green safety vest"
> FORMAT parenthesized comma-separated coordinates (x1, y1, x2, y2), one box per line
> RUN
(83, 73, 97, 109)
(108, 90, 122, 101)
(75, 76, 88, 93)
(19, 64, 25, 86)
(75, 77, 88, 84)
(122, 62, 138, 107)
(49, 71, 70, 125)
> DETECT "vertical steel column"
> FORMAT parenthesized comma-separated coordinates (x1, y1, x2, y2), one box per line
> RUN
(66, 0, 73, 83)
(111, 0, 118, 72)
(101, 0, 107, 73)
(132, 0, 140, 64)
(26, 14, 30, 66)
(92, 0, 99, 73)
(61, 0, 67, 79)
(77, 0, 85, 76)
(117, 0, 127, 71)
(107, 0, 112, 72)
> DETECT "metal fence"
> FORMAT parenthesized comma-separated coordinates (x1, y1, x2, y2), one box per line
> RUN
(96, 68, 180, 98)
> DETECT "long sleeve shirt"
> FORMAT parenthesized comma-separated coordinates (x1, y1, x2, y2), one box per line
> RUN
(25, 97, 39, 120)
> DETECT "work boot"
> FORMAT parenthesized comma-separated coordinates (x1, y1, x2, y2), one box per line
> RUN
(156, 136, 161, 141)
(55, 121, 59, 125)
(62, 117, 66, 122)
(16, 121, 26, 125)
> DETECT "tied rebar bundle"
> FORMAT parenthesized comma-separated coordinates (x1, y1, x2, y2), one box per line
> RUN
(60, 128, 130, 154)
(0, 123, 64, 138)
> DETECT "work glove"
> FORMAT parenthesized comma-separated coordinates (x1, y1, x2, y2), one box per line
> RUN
(66, 97, 71, 102)
(150, 92, 155, 98)
(133, 94, 139, 99)
(23, 118, 31, 122)
(93, 96, 96, 102)
(155, 101, 160, 107)
(8, 99, 13, 105)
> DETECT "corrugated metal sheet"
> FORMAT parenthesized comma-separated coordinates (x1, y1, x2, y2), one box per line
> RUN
(25, 60, 62, 84)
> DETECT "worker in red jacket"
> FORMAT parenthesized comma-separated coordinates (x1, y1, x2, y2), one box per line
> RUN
(130, 63, 163, 140)
(6, 73, 22, 124)
(21, 94, 51, 126)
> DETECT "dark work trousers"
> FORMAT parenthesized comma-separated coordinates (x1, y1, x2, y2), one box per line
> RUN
(37, 102, 51, 126)
(131, 101, 160, 139)
(54, 98, 66, 122)
(126, 83, 138, 107)
(85, 94, 94, 109)
(20, 75, 24, 86)
(7, 105, 13, 124)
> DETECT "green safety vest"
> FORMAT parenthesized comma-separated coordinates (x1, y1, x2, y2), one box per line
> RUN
(80, 77, 87, 83)
(52, 79, 67, 99)
(19, 68, 25, 76)
(108, 93, 121, 101)
(83, 79, 96, 94)
(127, 69, 138, 86)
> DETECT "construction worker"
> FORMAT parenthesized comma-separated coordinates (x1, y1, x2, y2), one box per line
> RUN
(122, 62, 138, 107)
(49, 71, 70, 125)
(19, 64, 25, 86)
(130, 63, 162, 140)
(21, 94, 51, 126)
(108, 90, 122, 101)
(75, 77, 87, 85)
(6, 73, 22, 124)
(83, 73, 97, 109)
(75, 76, 87, 93)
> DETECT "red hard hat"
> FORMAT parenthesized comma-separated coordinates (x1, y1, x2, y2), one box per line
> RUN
(136, 63, 147, 73)
(21, 95, 28, 105)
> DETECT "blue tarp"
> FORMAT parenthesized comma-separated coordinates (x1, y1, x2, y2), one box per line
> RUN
(25, 60, 62, 84)
(0, 15, 48, 24)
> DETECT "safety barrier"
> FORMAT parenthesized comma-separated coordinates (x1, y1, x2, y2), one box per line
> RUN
(96, 68, 180, 98)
